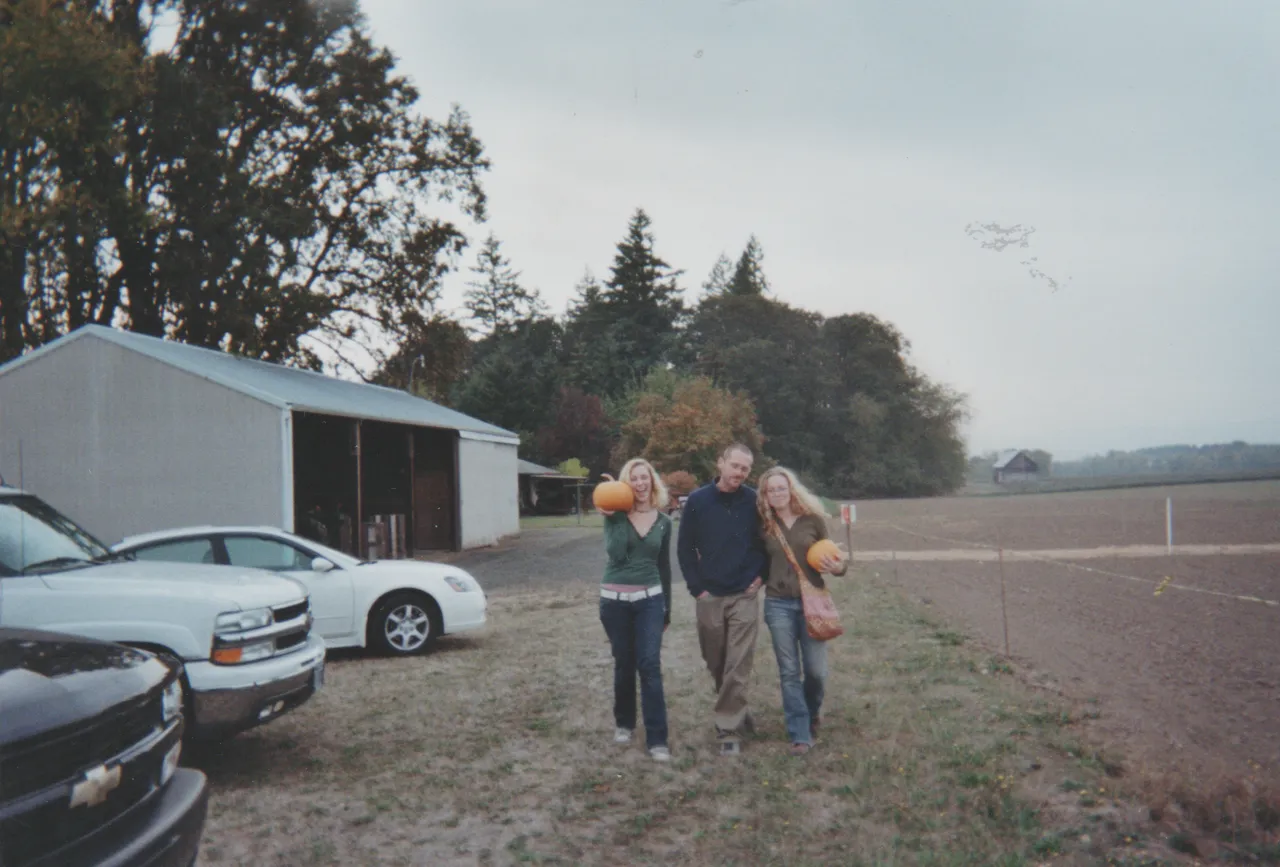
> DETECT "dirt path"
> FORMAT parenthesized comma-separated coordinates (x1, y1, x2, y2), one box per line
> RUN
(852, 541, 1280, 563)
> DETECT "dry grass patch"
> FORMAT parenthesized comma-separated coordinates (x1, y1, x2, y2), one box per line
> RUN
(191, 571, 1204, 866)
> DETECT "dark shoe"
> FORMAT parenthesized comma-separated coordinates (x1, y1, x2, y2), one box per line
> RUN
(789, 742, 811, 756)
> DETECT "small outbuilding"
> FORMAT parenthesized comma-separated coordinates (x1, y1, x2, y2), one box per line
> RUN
(992, 449, 1040, 484)
(517, 460, 583, 516)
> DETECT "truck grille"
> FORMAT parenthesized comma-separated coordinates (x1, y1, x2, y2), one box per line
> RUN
(0, 696, 170, 867)
(270, 599, 311, 656)
(273, 600, 309, 625)
(0, 693, 160, 802)
(1, 758, 156, 867)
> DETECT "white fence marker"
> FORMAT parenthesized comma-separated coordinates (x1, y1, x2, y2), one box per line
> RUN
(1166, 497, 1173, 555)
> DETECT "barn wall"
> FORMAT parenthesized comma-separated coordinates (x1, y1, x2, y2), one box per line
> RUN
(0, 335, 286, 544)
(456, 435, 519, 548)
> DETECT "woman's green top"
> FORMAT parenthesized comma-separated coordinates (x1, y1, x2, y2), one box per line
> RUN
(601, 511, 673, 622)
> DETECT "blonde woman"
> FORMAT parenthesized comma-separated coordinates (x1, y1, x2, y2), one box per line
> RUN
(596, 459, 674, 762)
(757, 467, 847, 755)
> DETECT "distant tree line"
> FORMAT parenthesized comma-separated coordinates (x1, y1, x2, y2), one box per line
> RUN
(1, 0, 968, 499)
(1054, 443, 1280, 478)
(966, 443, 1280, 483)
(401, 211, 968, 498)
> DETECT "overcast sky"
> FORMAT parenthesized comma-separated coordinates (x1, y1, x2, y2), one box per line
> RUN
(358, 0, 1278, 460)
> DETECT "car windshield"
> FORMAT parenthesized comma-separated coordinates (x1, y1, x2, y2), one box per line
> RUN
(0, 495, 114, 576)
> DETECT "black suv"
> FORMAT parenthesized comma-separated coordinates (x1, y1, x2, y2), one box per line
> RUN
(0, 627, 209, 866)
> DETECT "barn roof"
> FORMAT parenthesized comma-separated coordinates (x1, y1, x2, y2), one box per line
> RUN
(992, 449, 1028, 469)
(0, 325, 519, 444)
(518, 460, 581, 480)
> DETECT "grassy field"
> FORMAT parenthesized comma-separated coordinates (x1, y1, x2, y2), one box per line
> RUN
(190, 564, 1216, 866)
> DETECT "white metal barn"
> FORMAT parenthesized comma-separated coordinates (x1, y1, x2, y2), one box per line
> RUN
(0, 325, 520, 552)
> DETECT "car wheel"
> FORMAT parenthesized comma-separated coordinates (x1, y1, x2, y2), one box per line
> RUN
(369, 592, 440, 656)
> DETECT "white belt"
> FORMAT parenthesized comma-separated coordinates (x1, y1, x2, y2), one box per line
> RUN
(600, 586, 664, 602)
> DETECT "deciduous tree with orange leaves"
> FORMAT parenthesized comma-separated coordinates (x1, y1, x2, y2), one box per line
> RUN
(614, 369, 767, 481)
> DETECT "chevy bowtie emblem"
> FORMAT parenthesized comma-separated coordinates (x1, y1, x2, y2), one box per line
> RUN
(69, 764, 122, 808)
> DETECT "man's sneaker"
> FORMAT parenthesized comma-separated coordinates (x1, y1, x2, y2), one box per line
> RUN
(716, 727, 741, 756)
(614, 727, 633, 744)
(649, 745, 671, 762)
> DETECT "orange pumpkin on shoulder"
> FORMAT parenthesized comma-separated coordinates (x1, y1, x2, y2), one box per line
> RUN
(593, 480, 635, 512)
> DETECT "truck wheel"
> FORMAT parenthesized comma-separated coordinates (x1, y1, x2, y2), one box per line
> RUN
(368, 592, 439, 656)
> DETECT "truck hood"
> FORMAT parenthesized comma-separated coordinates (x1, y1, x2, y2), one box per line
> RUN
(55, 559, 308, 610)
(0, 627, 172, 748)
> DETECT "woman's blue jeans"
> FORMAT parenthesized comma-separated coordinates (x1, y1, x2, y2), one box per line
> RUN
(764, 596, 828, 746)
(599, 594, 668, 748)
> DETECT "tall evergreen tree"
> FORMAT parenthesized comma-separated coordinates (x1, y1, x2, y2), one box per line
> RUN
(453, 317, 564, 459)
(701, 252, 733, 297)
(463, 234, 545, 336)
(563, 268, 632, 399)
(564, 208, 685, 399)
(725, 235, 770, 297)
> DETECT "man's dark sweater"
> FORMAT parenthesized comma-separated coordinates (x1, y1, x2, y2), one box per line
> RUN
(677, 480, 767, 598)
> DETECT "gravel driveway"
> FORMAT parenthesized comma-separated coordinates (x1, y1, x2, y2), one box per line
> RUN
(424, 527, 610, 592)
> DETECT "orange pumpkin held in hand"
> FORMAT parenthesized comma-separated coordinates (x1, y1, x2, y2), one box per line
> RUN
(593, 480, 635, 513)
(806, 539, 843, 572)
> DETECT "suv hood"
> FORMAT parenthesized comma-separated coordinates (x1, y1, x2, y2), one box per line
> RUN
(49, 559, 307, 610)
(0, 627, 172, 748)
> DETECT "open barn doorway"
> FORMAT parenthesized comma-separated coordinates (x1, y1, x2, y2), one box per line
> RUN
(293, 413, 459, 556)
(291, 412, 358, 553)
(412, 427, 458, 552)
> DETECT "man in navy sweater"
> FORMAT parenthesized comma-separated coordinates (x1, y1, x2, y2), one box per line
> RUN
(677, 443, 768, 754)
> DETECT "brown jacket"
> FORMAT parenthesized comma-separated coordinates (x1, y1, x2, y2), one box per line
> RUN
(762, 513, 847, 598)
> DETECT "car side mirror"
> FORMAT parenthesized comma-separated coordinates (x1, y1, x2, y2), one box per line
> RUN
(311, 557, 336, 573)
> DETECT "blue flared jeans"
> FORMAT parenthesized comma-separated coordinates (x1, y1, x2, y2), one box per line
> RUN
(764, 595, 828, 746)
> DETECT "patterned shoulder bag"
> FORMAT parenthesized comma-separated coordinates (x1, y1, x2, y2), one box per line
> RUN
(771, 523, 845, 642)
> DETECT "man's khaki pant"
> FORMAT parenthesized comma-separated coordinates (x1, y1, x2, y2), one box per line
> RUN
(695, 590, 760, 734)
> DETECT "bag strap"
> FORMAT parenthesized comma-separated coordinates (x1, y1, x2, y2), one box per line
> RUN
(770, 519, 812, 589)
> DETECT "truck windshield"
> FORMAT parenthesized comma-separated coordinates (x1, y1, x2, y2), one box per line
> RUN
(0, 495, 114, 576)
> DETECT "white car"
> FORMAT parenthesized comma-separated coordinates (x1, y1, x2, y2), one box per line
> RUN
(113, 526, 487, 656)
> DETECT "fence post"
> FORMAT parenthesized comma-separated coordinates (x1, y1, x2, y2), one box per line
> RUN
(1166, 496, 1173, 555)
(998, 546, 1011, 658)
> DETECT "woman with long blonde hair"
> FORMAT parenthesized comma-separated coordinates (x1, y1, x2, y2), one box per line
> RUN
(595, 458, 674, 762)
(756, 466, 847, 755)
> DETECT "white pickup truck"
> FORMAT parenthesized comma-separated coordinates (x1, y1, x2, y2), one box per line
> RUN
(0, 484, 326, 739)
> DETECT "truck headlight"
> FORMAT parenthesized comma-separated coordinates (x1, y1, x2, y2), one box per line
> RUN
(162, 678, 183, 722)
(211, 639, 274, 665)
(215, 608, 272, 633)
